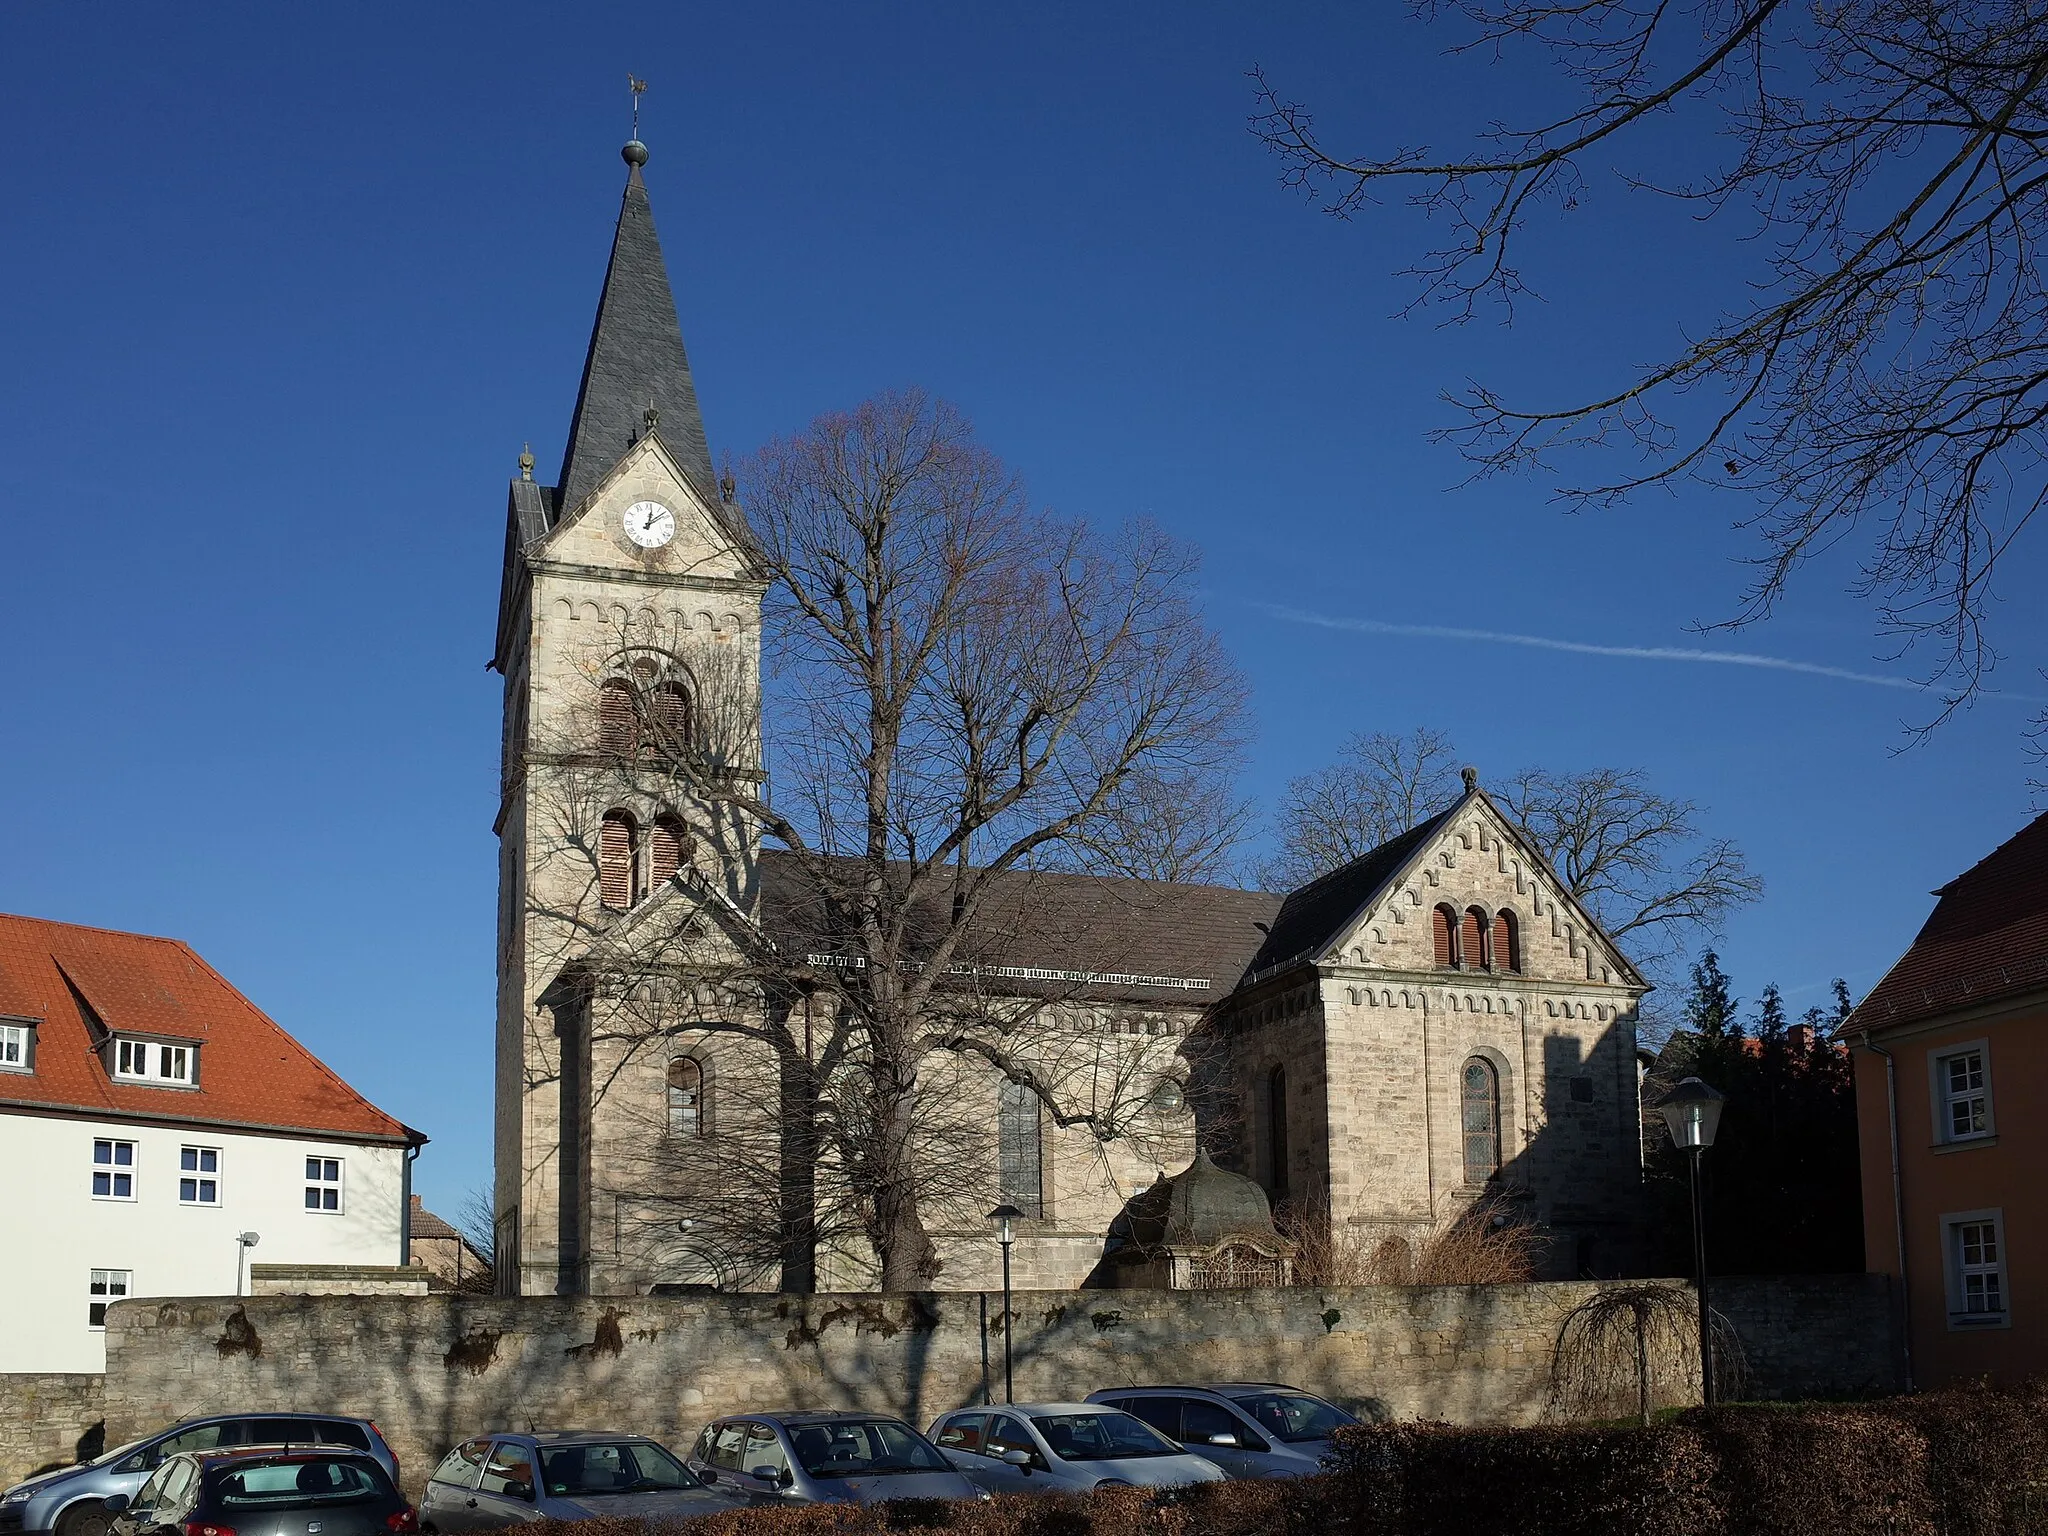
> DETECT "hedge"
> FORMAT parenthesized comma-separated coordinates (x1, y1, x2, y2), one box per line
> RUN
(509, 1379, 2048, 1536)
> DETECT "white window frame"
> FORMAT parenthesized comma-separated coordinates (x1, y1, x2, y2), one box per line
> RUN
(88, 1268, 132, 1329)
(0, 1019, 33, 1074)
(179, 1145, 221, 1207)
(304, 1156, 345, 1214)
(92, 1138, 137, 1201)
(112, 1037, 197, 1087)
(1928, 1040, 1994, 1144)
(1940, 1208, 2011, 1330)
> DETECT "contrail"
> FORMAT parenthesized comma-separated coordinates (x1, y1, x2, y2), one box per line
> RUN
(1257, 603, 1938, 694)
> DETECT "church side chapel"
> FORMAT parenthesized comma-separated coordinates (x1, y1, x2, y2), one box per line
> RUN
(490, 136, 1650, 1299)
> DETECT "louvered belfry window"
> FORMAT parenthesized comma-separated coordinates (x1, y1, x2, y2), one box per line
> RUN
(650, 817, 689, 889)
(1462, 1057, 1501, 1185)
(998, 1079, 1044, 1218)
(599, 811, 638, 909)
(1462, 907, 1488, 970)
(1432, 905, 1457, 966)
(652, 682, 691, 750)
(1492, 910, 1520, 972)
(598, 680, 638, 755)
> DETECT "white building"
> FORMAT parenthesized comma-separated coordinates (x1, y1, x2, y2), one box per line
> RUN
(0, 912, 423, 1371)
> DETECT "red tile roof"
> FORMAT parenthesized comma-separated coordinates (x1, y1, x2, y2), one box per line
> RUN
(1849, 811, 2048, 1034)
(0, 912, 420, 1144)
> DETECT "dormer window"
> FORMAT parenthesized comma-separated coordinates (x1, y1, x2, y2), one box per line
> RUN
(0, 1019, 33, 1074)
(112, 1037, 196, 1087)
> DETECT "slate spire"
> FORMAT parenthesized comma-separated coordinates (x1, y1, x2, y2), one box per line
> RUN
(556, 141, 716, 512)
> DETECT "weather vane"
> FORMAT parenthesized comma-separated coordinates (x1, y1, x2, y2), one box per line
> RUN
(629, 75, 648, 139)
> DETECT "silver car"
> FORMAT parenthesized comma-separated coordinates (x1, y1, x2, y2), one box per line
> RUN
(1, 1416, 398, 1536)
(418, 1432, 741, 1529)
(685, 1412, 982, 1506)
(1084, 1383, 1357, 1479)
(929, 1403, 1226, 1496)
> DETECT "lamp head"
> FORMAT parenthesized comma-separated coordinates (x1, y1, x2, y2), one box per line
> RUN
(987, 1203, 1024, 1246)
(237, 1232, 260, 1248)
(1655, 1076, 1726, 1150)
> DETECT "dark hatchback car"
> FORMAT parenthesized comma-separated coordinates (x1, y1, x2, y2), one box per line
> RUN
(105, 1448, 413, 1536)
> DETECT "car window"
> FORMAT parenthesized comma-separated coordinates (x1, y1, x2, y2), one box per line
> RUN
(213, 1460, 386, 1506)
(129, 1463, 178, 1522)
(153, 1424, 237, 1466)
(152, 1459, 199, 1521)
(932, 1414, 988, 1454)
(244, 1420, 321, 1450)
(1182, 1400, 1244, 1446)
(539, 1440, 698, 1496)
(1228, 1392, 1355, 1444)
(430, 1441, 488, 1489)
(1030, 1412, 1179, 1462)
(787, 1421, 949, 1478)
(708, 1423, 748, 1472)
(313, 1423, 372, 1452)
(985, 1416, 1037, 1461)
(478, 1444, 534, 1500)
(743, 1426, 789, 1480)
(1112, 1397, 1182, 1443)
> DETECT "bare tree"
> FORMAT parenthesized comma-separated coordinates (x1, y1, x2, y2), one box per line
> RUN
(1261, 727, 1460, 889)
(526, 391, 1249, 1293)
(1254, 5, 2048, 724)
(1263, 731, 1759, 977)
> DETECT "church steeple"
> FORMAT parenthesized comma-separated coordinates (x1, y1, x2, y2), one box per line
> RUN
(556, 140, 716, 512)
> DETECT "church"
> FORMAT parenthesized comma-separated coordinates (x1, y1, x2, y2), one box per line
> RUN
(489, 139, 1649, 1298)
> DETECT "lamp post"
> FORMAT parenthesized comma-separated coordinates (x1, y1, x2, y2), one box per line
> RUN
(1655, 1077, 1726, 1406)
(235, 1231, 261, 1297)
(987, 1204, 1023, 1404)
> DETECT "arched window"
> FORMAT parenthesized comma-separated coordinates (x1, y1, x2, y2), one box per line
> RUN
(998, 1079, 1044, 1218)
(1461, 1056, 1501, 1186)
(1462, 907, 1489, 971)
(1266, 1065, 1290, 1198)
(650, 816, 690, 888)
(598, 810, 639, 910)
(651, 682, 691, 751)
(1492, 909, 1520, 973)
(667, 1056, 705, 1138)
(1432, 905, 1458, 967)
(597, 680, 638, 756)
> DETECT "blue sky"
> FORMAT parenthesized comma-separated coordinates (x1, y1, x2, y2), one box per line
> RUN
(4, 2, 2042, 1217)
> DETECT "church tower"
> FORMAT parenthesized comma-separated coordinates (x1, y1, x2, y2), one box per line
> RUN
(490, 139, 763, 1295)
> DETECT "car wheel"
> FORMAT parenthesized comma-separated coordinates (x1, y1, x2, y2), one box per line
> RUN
(1094, 1479, 1133, 1490)
(56, 1503, 111, 1536)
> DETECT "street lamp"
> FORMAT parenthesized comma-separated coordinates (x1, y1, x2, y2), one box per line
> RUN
(1655, 1077, 1726, 1406)
(235, 1232, 261, 1298)
(987, 1204, 1023, 1404)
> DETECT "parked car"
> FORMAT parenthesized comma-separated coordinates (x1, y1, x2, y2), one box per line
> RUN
(928, 1403, 1226, 1496)
(419, 1432, 740, 1530)
(1084, 1384, 1357, 1479)
(1, 1415, 399, 1536)
(685, 1412, 983, 1506)
(103, 1447, 412, 1536)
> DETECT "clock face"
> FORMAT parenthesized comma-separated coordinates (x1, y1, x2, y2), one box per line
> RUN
(623, 500, 676, 549)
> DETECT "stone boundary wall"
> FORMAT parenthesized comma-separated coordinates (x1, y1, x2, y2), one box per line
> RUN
(100, 1276, 1897, 1497)
(0, 1375, 104, 1490)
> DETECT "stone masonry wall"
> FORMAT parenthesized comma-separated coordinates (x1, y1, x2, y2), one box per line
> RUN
(100, 1277, 1896, 1497)
(0, 1375, 104, 1490)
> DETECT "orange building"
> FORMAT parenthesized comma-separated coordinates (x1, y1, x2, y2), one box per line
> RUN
(1845, 811, 2048, 1387)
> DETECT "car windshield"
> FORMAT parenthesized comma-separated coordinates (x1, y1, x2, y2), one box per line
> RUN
(211, 1460, 388, 1507)
(1029, 1413, 1180, 1462)
(539, 1441, 699, 1496)
(787, 1421, 949, 1478)
(1227, 1393, 1356, 1444)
